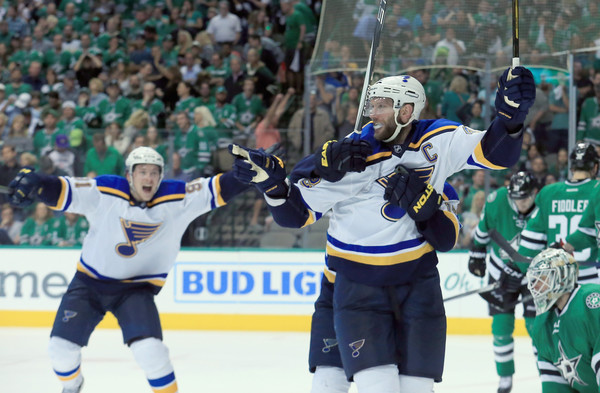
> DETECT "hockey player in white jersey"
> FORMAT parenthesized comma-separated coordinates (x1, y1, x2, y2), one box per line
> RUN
(230, 66, 535, 393)
(7, 146, 249, 393)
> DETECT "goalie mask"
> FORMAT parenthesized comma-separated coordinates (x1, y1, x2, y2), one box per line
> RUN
(526, 248, 578, 314)
(364, 75, 426, 143)
(570, 142, 599, 176)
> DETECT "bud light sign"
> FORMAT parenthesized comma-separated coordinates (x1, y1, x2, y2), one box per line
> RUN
(173, 261, 324, 304)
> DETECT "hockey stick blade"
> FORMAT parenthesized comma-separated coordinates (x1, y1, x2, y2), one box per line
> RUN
(443, 282, 500, 302)
(487, 228, 531, 264)
(0, 185, 10, 194)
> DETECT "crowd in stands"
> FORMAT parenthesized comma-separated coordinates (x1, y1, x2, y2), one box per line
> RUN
(1, 0, 600, 249)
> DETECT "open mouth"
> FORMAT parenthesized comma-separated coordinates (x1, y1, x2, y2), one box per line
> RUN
(142, 186, 153, 193)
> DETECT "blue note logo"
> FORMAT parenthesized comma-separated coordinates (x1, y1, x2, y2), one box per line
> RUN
(349, 339, 365, 358)
(62, 310, 77, 323)
(322, 338, 338, 353)
(115, 219, 161, 257)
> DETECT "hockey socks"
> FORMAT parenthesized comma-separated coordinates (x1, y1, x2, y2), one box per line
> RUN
(130, 337, 178, 393)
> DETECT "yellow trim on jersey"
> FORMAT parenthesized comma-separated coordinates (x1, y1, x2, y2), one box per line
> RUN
(323, 267, 336, 283)
(326, 242, 434, 266)
(77, 261, 166, 287)
(301, 210, 317, 228)
(48, 177, 68, 211)
(147, 193, 185, 207)
(473, 142, 507, 169)
(57, 367, 81, 381)
(366, 151, 392, 162)
(153, 382, 178, 393)
(408, 125, 457, 149)
(76, 261, 96, 277)
(443, 210, 460, 247)
(97, 186, 130, 200)
(214, 173, 225, 206)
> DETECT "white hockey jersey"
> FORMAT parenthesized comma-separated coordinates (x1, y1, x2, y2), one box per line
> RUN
(47, 174, 227, 290)
(273, 119, 521, 286)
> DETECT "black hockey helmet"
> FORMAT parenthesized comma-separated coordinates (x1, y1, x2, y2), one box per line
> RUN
(570, 142, 599, 173)
(508, 171, 538, 200)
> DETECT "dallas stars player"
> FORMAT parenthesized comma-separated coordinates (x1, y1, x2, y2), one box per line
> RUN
(518, 143, 600, 283)
(468, 171, 539, 393)
(527, 247, 600, 393)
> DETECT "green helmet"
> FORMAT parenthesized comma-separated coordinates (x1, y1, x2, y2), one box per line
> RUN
(526, 248, 578, 314)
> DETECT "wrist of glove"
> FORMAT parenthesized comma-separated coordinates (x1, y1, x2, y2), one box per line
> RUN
(314, 139, 372, 182)
(494, 66, 536, 133)
(8, 167, 41, 208)
(384, 165, 442, 222)
(229, 144, 288, 198)
(499, 262, 525, 293)
(468, 246, 487, 277)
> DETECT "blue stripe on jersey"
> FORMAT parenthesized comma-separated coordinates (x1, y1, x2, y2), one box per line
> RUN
(407, 119, 459, 151)
(54, 365, 80, 377)
(327, 233, 426, 254)
(79, 257, 168, 281)
(147, 180, 186, 207)
(96, 175, 131, 200)
(148, 372, 176, 387)
(466, 155, 489, 169)
(443, 182, 459, 201)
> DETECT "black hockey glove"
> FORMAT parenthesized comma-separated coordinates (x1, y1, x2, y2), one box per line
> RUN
(468, 245, 487, 277)
(498, 262, 525, 293)
(313, 139, 372, 182)
(495, 66, 536, 133)
(8, 167, 41, 208)
(384, 165, 442, 222)
(229, 144, 288, 198)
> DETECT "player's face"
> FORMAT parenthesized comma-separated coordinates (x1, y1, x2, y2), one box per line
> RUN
(513, 196, 535, 213)
(129, 164, 161, 202)
(368, 97, 396, 141)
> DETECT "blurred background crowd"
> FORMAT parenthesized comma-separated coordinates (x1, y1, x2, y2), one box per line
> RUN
(0, 0, 599, 249)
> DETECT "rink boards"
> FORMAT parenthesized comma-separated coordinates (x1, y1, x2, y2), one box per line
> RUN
(0, 248, 528, 335)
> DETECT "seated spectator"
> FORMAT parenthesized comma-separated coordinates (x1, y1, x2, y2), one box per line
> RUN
(47, 134, 76, 177)
(165, 152, 194, 182)
(441, 75, 470, 123)
(0, 144, 21, 202)
(184, 106, 219, 177)
(88, 78, 108, 107)
(22, 61, 46, 92)
(530, 155, 548, 186)
(20, 202, 56, 246)
(53, 212, 89, 247)
(133, 82, 166, 127)
(146, 126, 168, 162)
(104, 122, 130, 156)
(98, 80, 132, 127)
(458, 190, 486, 248)
(232, 78, 265, 141)
(83, 132, 124, 176)
(208, 86, 238, 148)
(173, 81, 199, 119)
(548, 147, 569, 182)
(123, 109, 150, 142)
(224, 56, 246, 103)
(74, 50, 103, 89)
(0, 204, 23, 244)
(4, 117, 32, 154)
(33, 109, 63, 157)
(39, 155, 69, 177)
(246, 48, 276, 100)
(461, 169, 485, 212)
(19, 152, 37, 169)
(180, 52, 203, 83)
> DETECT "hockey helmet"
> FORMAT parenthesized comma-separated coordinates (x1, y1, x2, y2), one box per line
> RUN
(508, 171, 538, 200)
(125, 146, 165, 183)
(365, 75, 426, 142)
(570, 142, 599, 174)
(526, 248, 578, 314)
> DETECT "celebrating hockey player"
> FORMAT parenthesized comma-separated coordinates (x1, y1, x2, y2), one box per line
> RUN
(468, 171, 539, 393)
(518, 143, 600, 283)
(7, 146, 249, 393)
(229, 66, 535, 392)
(526, 247, 600, 392)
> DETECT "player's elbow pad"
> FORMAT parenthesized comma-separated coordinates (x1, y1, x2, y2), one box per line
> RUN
(416, 211, 458, 252)
(266, 185, 311, 228)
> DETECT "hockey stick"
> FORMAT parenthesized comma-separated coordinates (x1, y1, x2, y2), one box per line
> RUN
(354, 0, 388, 133)
(443, 282, 500, 302)
(504, 0, 521, 107)
(0, 185, 10, 194)
(488, 228, 531, 264)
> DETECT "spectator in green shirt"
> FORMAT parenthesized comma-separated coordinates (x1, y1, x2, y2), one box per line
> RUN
(83, 132, 125, 176)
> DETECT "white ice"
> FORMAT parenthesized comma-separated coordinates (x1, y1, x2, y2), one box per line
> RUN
(1, 328, 541, 393)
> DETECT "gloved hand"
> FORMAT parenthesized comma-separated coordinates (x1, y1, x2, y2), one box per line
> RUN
(468, 245, 487, 277)
(498, 261, 525, 293)
(313, 139, 373, 182)
(229, 144, 288, 198)
(8, 167, 41, 208)
(384, 165, 442, 222)
(494, 66, 536, 133)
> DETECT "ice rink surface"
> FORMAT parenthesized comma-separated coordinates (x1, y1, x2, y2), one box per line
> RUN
(1, 327, 541, 393)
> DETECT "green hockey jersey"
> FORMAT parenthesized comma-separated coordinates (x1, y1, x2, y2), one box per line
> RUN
(577, 97, 600, 145)
(566, 188, 600, 252)
(20, 217, 57, 246)
(518, 179, 600, 274)
(474, 187, 533, 279)
(533, 284, 600, 393)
